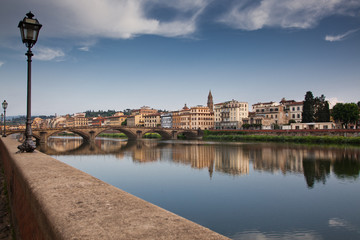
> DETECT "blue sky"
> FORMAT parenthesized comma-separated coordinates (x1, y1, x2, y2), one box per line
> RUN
(1, 0, 360, 116)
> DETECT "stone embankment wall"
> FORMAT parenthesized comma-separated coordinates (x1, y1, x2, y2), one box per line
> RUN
(0, 138, 228, 240)
(210, 129, 360, 137)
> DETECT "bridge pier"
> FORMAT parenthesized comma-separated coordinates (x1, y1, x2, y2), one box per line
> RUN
(39, 132, 48, 144)
(87, 131, 96, 143)
(171, 131, 178, 140)
(136, 130, 142, 139)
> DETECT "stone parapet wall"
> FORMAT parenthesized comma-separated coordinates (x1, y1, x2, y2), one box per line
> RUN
(0, 138, 228, 240)
(210, 129, 360, 137)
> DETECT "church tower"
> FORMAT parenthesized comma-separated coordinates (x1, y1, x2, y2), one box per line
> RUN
(207, 90, 213, 112)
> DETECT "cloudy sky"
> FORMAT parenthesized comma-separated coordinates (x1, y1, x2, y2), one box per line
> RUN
(1, 0, 359, 116)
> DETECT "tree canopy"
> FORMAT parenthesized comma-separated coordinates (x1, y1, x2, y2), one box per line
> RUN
(85, 110, 116, 118)
(302, 91, 314, 123)
(314, 94, 330, 122)
(302, 91, 330, 123)
(332, 103, 359, 128)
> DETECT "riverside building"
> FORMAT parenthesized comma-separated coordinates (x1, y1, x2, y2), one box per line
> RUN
(214, 100, 249, 129)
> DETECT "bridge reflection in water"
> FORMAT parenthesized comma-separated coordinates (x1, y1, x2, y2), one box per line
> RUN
(39, 137, 360, 188)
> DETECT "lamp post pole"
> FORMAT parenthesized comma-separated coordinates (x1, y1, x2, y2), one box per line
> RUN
(0, 113, 3, 135)
(22, 47, 36, 150)
(17, 12, 42, 152)
(2, 100, 7, 137)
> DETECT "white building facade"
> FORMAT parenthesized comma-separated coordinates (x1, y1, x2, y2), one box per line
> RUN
(214, 100, 248, 129)
(161, 113, 172, 128)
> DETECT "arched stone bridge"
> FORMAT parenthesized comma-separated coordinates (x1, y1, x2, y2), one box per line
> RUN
(7, 126, 203, 144)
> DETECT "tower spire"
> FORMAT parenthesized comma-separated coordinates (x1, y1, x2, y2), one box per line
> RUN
(207, 90, 213, 112)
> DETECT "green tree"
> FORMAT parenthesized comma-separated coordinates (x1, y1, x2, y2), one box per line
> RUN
(123, 109, 132, 116)
(332, 103, 359, 128)
(314, 95, 330, 122)
(302, 91, 314, 123)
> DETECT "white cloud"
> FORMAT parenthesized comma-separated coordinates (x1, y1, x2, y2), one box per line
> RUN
(325, 28, 359, 42)
(0, 61, 4, 67)
(232, 229, 322, 240)
(0, 0, 210, 41)
(218, 0, 360, 30)
(78, 40, 98, 52)
(39, 0, 210, 39)
(329, 218, 358, 232)
(1, 0, 359, 42)
(33, 47, 65, 61)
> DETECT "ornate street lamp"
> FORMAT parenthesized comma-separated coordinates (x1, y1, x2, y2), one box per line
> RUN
(2, 101, 7, 137)
(17, 12, 42, 152)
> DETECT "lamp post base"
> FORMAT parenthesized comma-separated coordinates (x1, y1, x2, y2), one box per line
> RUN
(17, 139, 36, 153)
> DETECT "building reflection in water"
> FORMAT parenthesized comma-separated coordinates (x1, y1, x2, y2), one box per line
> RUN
(41, 138, 360, 188)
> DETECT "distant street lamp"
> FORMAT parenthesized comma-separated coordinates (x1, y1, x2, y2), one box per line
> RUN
(0, 113, 3, 135)
(17, 12, 42, 152)
(0, 113, 4, 135)
(2, 101, 7, 137)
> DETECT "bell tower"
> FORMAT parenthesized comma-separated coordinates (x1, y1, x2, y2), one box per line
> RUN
(207, 90, 213, 112)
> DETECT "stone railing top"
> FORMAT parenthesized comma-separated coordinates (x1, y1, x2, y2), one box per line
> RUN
(1, 138, 228, 240)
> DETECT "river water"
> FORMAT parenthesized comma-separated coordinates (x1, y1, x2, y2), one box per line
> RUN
(39, 137, 360, 240)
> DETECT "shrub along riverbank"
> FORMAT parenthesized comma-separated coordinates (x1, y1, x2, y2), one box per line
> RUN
(98, 133, 127, 138)
(203, 131, 360, 145)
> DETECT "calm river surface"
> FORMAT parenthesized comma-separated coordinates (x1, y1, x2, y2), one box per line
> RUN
(40, 137, 360, 240)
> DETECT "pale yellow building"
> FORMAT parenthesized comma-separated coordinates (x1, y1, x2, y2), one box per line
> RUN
(190, 106, 214, 130)
(214, 100, 248, 129)
(252, 101, 288, 127)
(132, 106, 158, 116)
(144, 113, 161, 127)
(104, 113, 127, 126)
(242, 112, 276, 129)
(127, 115, 143, 127)
(172, 104, 214, 130)
(172, 111, 181, 129)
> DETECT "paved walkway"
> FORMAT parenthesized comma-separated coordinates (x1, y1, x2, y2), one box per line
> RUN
(0, 167, 13, 240)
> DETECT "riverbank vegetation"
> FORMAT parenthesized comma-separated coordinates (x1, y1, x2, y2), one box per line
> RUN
(143, 133, 161, 139)
(98, 133, 128, 138)
(203, 131, 360, 145)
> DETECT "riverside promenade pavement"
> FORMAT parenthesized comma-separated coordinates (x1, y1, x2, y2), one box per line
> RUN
(0, 137, 229, 240)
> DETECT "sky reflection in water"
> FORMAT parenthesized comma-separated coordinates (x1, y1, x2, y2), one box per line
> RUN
(41, 137, 360, 240)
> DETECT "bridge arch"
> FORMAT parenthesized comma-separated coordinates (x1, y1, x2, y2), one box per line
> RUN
(44, 129, 91, 142)
(98, 128, 137, 140)
(8, 126, 202, 143)
(142, 129, 172, 140)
